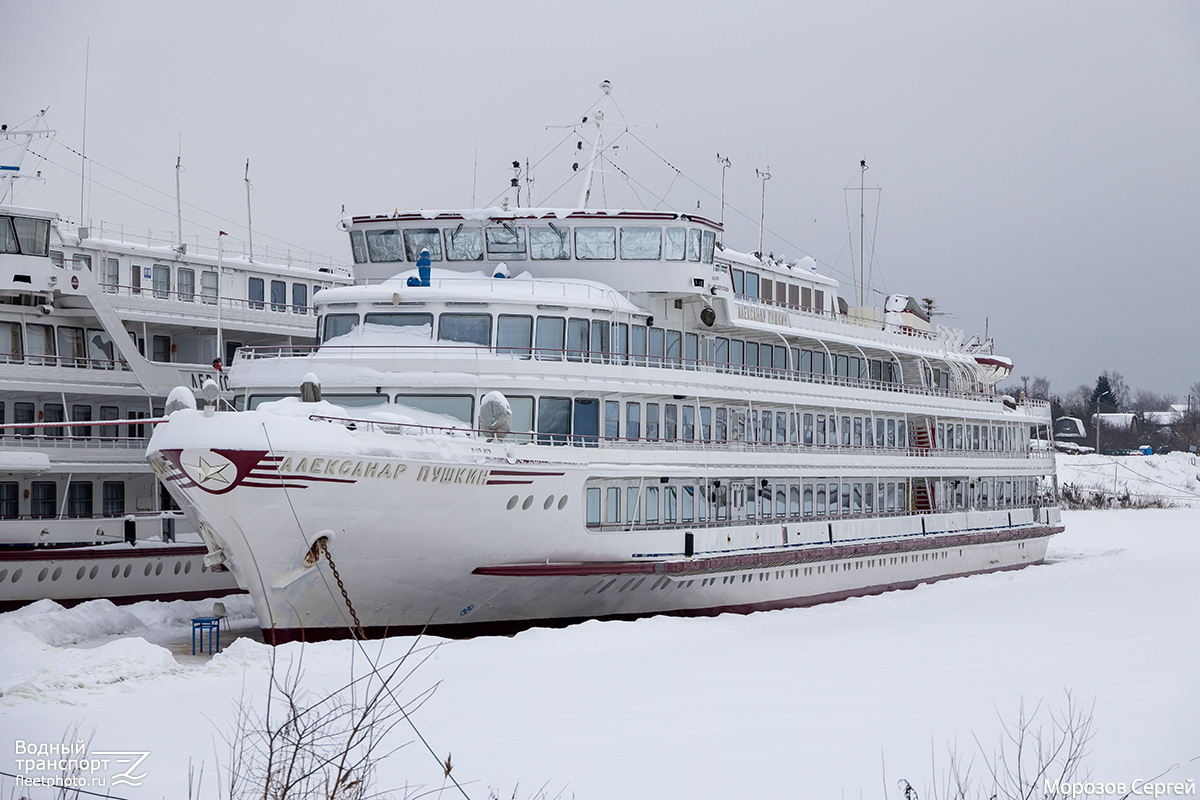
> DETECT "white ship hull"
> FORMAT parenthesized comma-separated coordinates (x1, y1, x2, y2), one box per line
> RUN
(149, 410, 1060, 642)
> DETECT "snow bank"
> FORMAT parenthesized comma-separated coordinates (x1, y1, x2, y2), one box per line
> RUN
(1058, 451, 1200, 507)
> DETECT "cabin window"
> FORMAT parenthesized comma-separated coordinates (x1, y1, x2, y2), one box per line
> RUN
(626, 402, 641, 439)
(366, 229, 405, 262)
(567, 318, 589, 362)
(648, 327, 665, 367)
(27, 324, 55, 365)
(607, 487, 621, 524)
(614, 322, 629, 364)
(585, 488, 602, 526)
(777, 413, 787, 443)
(176, 268, 195, 302)
(486, 225, 527, 260)
(803, 413, 814, 444)
(664, 404, 678, 440)
(1, 321, 23, 363)
(684, 332, 698, 370)
(898, 420, 906, 448)
(57, 327, 86, 367)
(573, 398, 599, 446)
(529, 226, 571, 260)
(152, 335, 171, 363)
(153, 265, 171, 299)
(715, 408, 727, 441)
(506, 396, 535, 442)
(744, 342, 759, 373)
(394, 394, 474, 423)
(67, 481, 93, 517)
(70, 404, 92, 438)
(761, 279, 773, 303)
(401, 228, 443, 261)
(270, 280, 286, 312)
(575, 227, 616, 260)
(646, 403, 660, 440)
(620, 227, 661, 260)
(760, 411, 772, 443)
(292, 283, 308, 314)
(730, 340, 744, 373)
(42, 403, 64, 437)
(590, 320, 610, 363)
(102, 258, 120, 291)
(631, 324, 647, 365)
(201, 271, 218, 304)
(682, 405, 695, 440)
(349, 230, 368, 263)
(605, 401, 620, 439)
(815, 484, 826, 515)
(788, 284, 800, 308)
(682, 485, 695, 522)
(537, 396, 571, 445)
(438, 314, 492, 346)
(627, 487, 642, 524)
(444, 226, 483, 261)
(700, 406, 712, 440)
(324, 313, 360, 342)
(497, 314, 533, 356)
(364, 312, 433, 336)
(731, 268, 744, 296)
(687, 229, 702, 261)
(702, 231, 715, 263)
(714, 337, 729, 371)
(665, 330, 682, 367)
(248, 277, 265, 309)
(31, 482, 56, 518)
(665, 227, 686, 260)
(645, 487, 660, 524)
(744, 272, 759, 300)
(535, 316, 565, 360)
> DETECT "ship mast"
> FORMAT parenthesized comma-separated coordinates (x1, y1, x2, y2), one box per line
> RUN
(0, 116, 52, 203)
(577, 80, 613, 209)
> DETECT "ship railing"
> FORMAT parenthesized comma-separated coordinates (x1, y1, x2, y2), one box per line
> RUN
(80, 220, 353, 278)
(240, 343, 1051, 410)
(0, 433, 150, 450)
(730, 292, 939, 341)
(91, 280, 317, 317)
(305, 414, 1056, 460)
(0, 509, 187, 524)
(1, 350, 132, 371)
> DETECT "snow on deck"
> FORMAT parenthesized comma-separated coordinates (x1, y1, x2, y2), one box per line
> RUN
(1, 473, 1197, 796)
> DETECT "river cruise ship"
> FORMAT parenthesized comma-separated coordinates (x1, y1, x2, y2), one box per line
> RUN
(0, 122, 354, 609)
(148, 202, 1062, 641)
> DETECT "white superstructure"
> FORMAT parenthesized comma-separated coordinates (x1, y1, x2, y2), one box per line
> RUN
(149, 204, 1061, 642)
(0, 122, 355, 609)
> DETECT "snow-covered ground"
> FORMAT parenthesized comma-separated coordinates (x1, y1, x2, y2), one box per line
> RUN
(1058, 450, 1200, 507)
(2, 459, 1198, 798)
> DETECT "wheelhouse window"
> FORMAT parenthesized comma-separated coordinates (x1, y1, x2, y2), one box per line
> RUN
(665, 227, 686, 260)
(444, 225, 484, 261)
(702, 231, 716, 263)
(402, 228, 443, 261)
(687, 229, 701, 261)
(437, 314, 492, 346)
(349, 230, 368, 263)
(485, 225, 526, 260)
(620, 227, 661, 260)
(575, 227, 616, 260)
(529, 225, 571, 260)
(103, 258, 120, 291)
(366, 229, 405, 262)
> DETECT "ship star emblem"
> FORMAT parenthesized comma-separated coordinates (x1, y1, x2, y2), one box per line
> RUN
(187, 454, 232, 485)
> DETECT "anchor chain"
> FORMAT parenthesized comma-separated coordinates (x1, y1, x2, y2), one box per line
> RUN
(319, 538, 367, 640)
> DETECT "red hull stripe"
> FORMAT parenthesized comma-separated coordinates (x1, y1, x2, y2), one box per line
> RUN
(0, 544, 210, 562)
(486, 480, 534, 486)
(488, 470, 565, 477)
(473, 525, 1064, 577)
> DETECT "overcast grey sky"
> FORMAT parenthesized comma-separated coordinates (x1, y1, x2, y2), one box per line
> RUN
(5, 2, 1198, 399)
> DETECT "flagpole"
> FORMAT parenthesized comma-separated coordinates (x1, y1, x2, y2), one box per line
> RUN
(217, 231, 226, 370)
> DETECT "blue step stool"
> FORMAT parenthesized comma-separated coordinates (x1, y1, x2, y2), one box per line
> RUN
(191, 617, 221, 655)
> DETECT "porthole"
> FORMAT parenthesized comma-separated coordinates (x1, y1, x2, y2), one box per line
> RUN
(557, 495, 569, 510)
(184, 560, 192, 574)
(51, 567, 62, 581)
(89, 565, 98, 579)
(76, 566, 86, 581)
(123, 564, 132, 578)
(521, 495, 534, 511)
(112, 565, 121, 579)
(543, 495, 555, 511)
(144, 563, 153, 577)
(201, 563, 208, 572)
(11, 568, 21, 583)
(37, 568, 48, 582)
(506, 496, 519, 510)
(155, 562, 164, 576)
(0, 569, 7, 582)
(174, 561, 182, 574)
